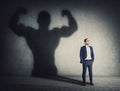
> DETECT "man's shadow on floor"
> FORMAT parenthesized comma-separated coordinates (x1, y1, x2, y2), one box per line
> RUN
(39, 75, 91, 86)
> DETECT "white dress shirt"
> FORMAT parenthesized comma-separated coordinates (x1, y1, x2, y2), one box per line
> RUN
(85, 45, 92, 60)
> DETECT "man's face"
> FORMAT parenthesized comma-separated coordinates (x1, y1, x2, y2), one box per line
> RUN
(85, 39, 90, 45)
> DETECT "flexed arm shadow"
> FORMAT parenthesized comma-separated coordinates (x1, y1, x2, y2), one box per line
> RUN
(8, 8, 78, 79)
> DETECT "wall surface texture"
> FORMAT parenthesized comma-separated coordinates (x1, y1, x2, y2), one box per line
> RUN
(0, 0, 120, 77)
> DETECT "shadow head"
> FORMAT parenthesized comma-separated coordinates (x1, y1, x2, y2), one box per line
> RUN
(37, 11, 51, 29)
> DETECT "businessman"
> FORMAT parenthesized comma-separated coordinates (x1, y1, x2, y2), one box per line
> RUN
(80, 38, 94, 86)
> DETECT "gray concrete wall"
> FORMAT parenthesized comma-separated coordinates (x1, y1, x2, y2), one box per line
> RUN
(0, 0, 120, 77)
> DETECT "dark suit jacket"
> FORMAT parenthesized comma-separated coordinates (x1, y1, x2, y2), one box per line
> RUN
(80, 46, 94, 63)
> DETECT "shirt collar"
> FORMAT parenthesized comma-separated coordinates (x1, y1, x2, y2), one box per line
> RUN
(85, 45, 90, 47)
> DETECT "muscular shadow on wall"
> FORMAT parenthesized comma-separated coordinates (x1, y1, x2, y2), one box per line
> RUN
(8, 7, 84, 85)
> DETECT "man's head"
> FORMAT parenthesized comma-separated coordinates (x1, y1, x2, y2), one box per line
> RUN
(84, 38, 90, 45)
(37, 11, 50, 29)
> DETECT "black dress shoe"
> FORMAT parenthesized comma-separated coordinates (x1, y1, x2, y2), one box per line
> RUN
(90, 82, 94, 86)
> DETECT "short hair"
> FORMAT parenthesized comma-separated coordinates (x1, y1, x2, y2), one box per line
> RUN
(84, 38, 88, 42)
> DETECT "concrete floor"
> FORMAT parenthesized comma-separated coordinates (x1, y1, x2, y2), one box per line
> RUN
(0, 76, 120, 91)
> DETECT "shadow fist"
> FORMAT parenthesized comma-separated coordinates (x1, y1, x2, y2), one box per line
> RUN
(62, 10, 71, 16)
(16, 7, 27, 14)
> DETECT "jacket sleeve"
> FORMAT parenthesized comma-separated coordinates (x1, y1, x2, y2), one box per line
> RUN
(91, 47, 95, 61)
(80, 47, 83, 63)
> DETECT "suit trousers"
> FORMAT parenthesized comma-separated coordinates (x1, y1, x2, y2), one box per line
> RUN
(82, 60, 93, 83)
